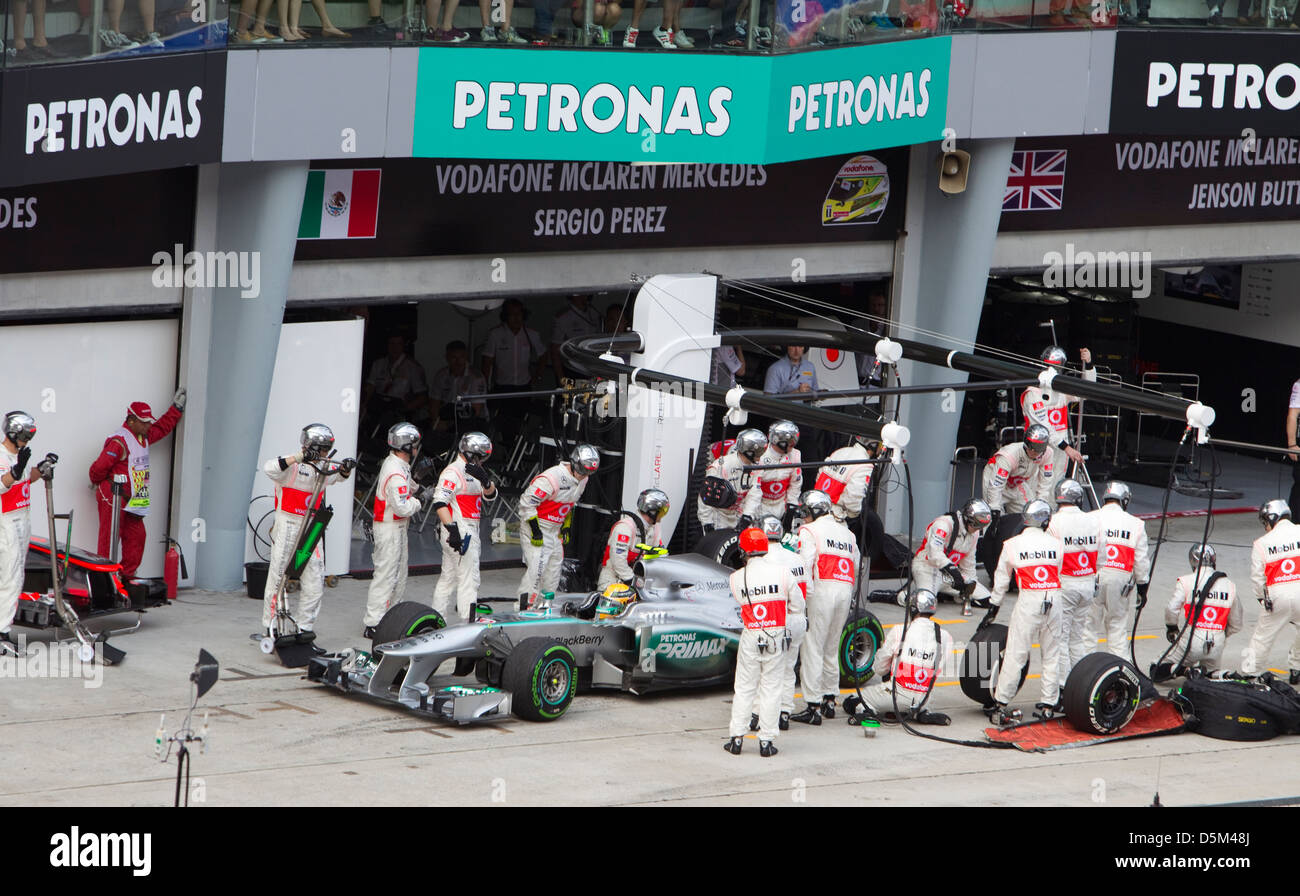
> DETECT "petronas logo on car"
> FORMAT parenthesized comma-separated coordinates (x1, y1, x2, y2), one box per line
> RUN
(656, 634, 727, 660)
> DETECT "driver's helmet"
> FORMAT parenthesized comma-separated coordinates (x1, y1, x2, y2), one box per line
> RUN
(595, 583, 638, 619)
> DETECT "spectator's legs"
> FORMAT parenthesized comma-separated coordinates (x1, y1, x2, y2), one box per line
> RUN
(719, 0, 741, 31)
(277, 0, 301, 37)
(108, 0, 124, 32)
(11, 0, 28, 49)
(477, 0, 492, 32)
(533, 0, 556, 34)
(310, 0, 349, 33)
(603, 0, 622, 25)
(252, 0, 276, 35)
(629, 0, 646, 28)
(139, 0, 155, 33)
(664, 0, 680, 30)
(441, 0, 462, 30)
(288, 0, 303, 34)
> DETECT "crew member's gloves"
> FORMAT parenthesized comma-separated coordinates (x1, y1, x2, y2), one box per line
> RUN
(976, 605, 999, 633)
(465, 463, 492, 486)
(445, 522, 463, 552)
(943, 563, 965, 591)
(988, 508, 1001, 531)
(737, 515, 753, 531)
(702, 524, 716, 535)
(560, 515, 573, 545)
(781, 505, 798, 531)
(173, 387, 187, 410)
(1136, 582, 1149, 610)
(527, 518, 544, 547)
(35, 453, 58, 480)
(12, 446, 31, 480)
(959, 580, 978, 599)
(1166, 625, 1179, 644)
(339, 457, 357, 478)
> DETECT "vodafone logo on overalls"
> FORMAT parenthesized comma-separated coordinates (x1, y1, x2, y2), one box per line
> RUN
(1107, 545, 1120, 562)
(839, 557, 853, 575)
(1203, 606, 1217, 622)
(1033, 565, 1050, 582)
(1283, 558, 1296, 576)
(752, 603, 768, 620)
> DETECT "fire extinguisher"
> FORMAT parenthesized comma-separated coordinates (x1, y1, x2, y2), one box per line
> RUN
(163, 537, 188, 602)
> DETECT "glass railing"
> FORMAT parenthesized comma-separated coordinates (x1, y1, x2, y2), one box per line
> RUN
(3, 0, 228, 67)
(4, 0, 1293, 68)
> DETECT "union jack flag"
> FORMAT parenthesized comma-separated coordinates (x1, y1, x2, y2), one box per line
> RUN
(1004, 149, 1067, 211)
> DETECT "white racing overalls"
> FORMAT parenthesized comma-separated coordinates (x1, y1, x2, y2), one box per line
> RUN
(363, 453, 422, 628)
(814, 443, 874, 523)
(697, 451, 756, 532)
(1095, 502, 1151, 658)
(596, 513, 662, 590)
(797, 514, 860, 704)
(1020, 366, 1096, 498)
(1166, 570, 1241, 672)
(1242, 519, 1300, 675)
(518, 463, 587, 602)
(1047, 504, 1100, 683)
(261, 455, 344, 633)
(729, 552, 804, 742)
(432, 457, 489, 621)
(0, 447, 32, 638)
(864, 618, 954, 715)
(991, 527, 1065, 707)
(741, 445, 801, 521)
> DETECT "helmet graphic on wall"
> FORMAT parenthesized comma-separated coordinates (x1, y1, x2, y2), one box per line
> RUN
(822, 155, 890, 227)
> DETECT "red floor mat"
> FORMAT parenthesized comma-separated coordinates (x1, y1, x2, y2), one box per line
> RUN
(984, 699, 1187, 752)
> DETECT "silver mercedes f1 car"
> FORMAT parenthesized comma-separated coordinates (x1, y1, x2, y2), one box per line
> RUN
(308, 550, 884, 724)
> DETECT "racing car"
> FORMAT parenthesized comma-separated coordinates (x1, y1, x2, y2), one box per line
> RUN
(308, 549, 885, 724)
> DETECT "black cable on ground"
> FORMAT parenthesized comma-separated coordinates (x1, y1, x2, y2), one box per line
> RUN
(1130, 428, 1196, 668)
(1149, 440, 1218, 674)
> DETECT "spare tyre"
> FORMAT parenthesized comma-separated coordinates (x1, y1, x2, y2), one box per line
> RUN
(960, 623, 1028, 708)
(693, 527, 744, 570)
(1063, 652, 1143, 735)
(1173, 674, 1300, 741)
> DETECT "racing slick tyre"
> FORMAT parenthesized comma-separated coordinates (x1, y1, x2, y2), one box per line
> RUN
(504, 638, 578, 722)
(839, 611, 885, 687)
(1062, 652, 1143, 735)
(959, 623, 1028, 708)
(1172, 673, 1300, 742)
(370, 601, 447, 657)
(693, 527, 744, 570)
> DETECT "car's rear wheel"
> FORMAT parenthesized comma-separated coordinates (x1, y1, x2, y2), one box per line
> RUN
(693, 528, 744, 569)
(504, 638, 578, 722)
(839, 610, 885, 687)
(371, 601, 446, 658)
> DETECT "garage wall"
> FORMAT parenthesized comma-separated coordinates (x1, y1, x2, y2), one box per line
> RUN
(5, 318, 180, 577)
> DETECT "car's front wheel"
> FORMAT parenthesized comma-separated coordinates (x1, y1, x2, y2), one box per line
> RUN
(504, 638, 578, 722)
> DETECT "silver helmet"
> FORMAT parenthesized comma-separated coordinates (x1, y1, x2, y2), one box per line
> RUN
(568, 444, 601, 478)
(388, 422, 422, 456)
(636, 487, 670, 522)
(1023, 424, 1052, 459)
(1023, 500, 1052, 529)
(798, 490, 833, 521)
(300, 423, 335, 456)
(1189, 543, 1217, 571)
(1055, 478, 1085, 506)
(961, 498, 993, 531)
(768, 420, 800, 453)
(459, 431, 492, 464)
(759, 514, 784, 541)
(2, 411, 36, 444)
(910, 589, 938, 617)
(1041, 345, 1068, 366)
(1102, 481, 1132, 509)
(1260, 499, 1291, 529)
(734, 428, 768, 462)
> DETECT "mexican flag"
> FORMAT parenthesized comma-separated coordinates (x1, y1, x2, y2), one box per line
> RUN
(298, 169, 382, 239)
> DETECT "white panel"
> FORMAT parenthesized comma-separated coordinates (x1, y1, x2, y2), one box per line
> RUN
(287, 242, 897, 304)
(8, 319, 179, 577)
(0, 267, 179, 317)
(245, 319, 364, 577)
(623, 274, 718, 544)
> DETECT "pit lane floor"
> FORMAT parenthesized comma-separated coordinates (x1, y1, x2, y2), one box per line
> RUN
(3, 512, 1297, 807)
